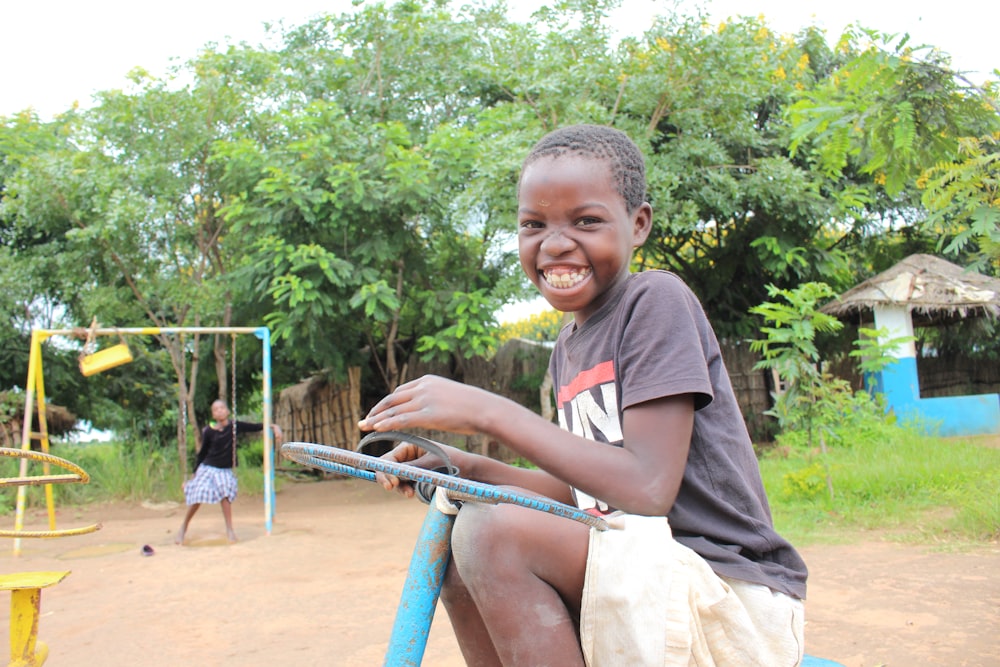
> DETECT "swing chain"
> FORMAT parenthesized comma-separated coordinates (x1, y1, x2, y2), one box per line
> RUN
(82, 316, 99, 356)
(231, 333, 237, 468)
(78, 316, 129, 359)
(180, 333, 188, 450)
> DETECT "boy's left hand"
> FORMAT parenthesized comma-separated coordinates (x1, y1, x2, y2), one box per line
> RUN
(358, 374, 493, 435)
(373, 441, 446, 498)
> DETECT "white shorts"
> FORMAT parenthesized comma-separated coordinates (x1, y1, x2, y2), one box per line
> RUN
(580, 513, 805, 667)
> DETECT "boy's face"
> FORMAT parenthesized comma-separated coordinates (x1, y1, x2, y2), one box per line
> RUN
(517, 154, 651, 326)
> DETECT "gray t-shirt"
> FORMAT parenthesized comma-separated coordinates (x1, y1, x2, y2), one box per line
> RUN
(550, 270, 807, 599)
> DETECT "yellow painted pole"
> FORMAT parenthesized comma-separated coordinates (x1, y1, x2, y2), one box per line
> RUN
(13, 332, 47, 557)
(32, 347, 56, 532)
(1, 570, 70, 666)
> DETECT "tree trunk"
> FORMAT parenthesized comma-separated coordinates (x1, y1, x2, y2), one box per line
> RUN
(384, 260, 405, 392)
(163, 328, 202, 478)
(214, 300, 234, 402)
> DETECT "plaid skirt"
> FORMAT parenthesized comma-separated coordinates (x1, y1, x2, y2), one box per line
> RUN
(184, 464, 238, 505)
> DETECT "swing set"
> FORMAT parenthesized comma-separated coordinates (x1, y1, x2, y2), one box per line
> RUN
(10, 325, 276, 557)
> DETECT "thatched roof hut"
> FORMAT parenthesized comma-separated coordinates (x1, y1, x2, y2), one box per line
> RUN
(820, 254, 1000, 326)
(0, 392, 78, 446)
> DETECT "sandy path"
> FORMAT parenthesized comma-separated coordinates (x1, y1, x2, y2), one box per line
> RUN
(1, 478, 997, 666)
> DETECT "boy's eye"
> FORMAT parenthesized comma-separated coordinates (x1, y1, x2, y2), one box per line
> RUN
(519, 219, 543, 230)
(575, 217, 601, 226)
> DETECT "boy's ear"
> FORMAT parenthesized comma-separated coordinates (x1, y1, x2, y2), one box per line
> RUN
(631, 202, 653, 247)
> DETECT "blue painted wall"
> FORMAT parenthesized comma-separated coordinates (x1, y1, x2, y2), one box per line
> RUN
(871, 357, 1000, 436)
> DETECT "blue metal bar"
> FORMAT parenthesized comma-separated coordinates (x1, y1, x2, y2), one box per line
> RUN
(802, 656, 845, 666)
(281, 442, 608, 530)
(383, 501, 455, 666)
(255, 326, 275, 534)
(279, 439, 606, 666)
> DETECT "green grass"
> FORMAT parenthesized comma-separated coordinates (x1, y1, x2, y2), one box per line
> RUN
(4, 426, 997, 552)
(760, 428, 1000, 547)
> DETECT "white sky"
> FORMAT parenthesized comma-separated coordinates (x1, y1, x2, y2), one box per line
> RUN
(2, 0, 996, 120)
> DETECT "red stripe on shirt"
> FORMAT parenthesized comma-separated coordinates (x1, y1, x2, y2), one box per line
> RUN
(556, 360, 615, 408)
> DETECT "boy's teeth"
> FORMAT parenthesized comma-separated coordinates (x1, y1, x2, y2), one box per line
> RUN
(544, 269, 591, 288)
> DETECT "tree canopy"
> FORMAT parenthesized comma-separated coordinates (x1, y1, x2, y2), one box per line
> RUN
(2, 0, 997, 446)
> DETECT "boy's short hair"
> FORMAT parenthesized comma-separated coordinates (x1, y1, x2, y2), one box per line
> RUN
(521, 124, 647, 212)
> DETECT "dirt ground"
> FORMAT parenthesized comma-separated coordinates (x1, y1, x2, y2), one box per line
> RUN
(2, 477, 998, 667)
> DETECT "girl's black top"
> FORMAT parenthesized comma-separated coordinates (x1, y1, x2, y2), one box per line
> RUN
(194, 420, 264, 470)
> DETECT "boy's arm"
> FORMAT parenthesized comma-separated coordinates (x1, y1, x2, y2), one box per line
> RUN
(477, 392, 692, 515)
(360, 375, 692, 515)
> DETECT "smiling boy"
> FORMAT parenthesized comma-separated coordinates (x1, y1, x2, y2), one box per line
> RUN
(359, 124, 807, 666)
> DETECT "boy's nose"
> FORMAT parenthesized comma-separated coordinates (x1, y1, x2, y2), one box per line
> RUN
(540, 229, 575, 255)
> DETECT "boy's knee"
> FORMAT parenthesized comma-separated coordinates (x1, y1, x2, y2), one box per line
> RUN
(452, 503, 495, 554)
(450, 503, 522, 575)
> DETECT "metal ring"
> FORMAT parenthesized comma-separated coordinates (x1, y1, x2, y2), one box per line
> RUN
(0, 447, 90, 485)
(281, 437, 608, 531)
(356, 432, 460, 504)
(0, 447, 103, 538)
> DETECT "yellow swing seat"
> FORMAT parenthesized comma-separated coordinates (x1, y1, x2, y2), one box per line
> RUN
(78, 344, 133, 377)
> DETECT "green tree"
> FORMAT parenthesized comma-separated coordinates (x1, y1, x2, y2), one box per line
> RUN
(750, 282, 845, 498)
(217, 1, 529, 391)
(920, 133, 1000, 269)
(0, 64, 270, 469)
(750, 282, 844, 432)
(607, 15, 857, 337)
(787, 27, 1000, 270)
(5, 0, 997, 442)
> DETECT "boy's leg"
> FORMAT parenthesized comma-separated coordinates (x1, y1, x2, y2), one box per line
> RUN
(440, 560, 502, 667)
(447, 501, 590, 667)
(175, 503, 200, 544)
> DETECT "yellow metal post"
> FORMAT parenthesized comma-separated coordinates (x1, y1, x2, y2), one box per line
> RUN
(32, 341, 55, 531)
(0, 571, 69, 667)
(14, 332, 49, 556)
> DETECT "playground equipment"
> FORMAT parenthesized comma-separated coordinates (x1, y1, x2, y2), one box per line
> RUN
(282, 432, 845, 667)
(77, 318, 135, 377)
(0, 447, 102, 667)
(0, 448, 101, 539)
(14, 325, 277, 557)
(6, 324, 275, 664)
(0, 571, 69, 667)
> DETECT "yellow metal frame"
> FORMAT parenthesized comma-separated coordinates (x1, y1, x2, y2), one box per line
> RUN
(0, 571, 69, 667)
(0, 449, 101, 539)
(1, 448, 92, 665)
(13, 331, 59, 554)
